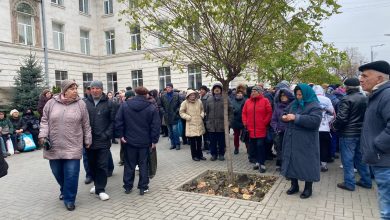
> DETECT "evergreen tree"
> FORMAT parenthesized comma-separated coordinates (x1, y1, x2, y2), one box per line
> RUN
(13, 53, 45, 111)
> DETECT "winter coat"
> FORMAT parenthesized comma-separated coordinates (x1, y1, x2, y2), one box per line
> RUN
(271, 88, 294, 133)
(10, 117, 26, 133)
(39, 95, 92, 160)
(84, 94, 116, 149)
(332, 88, 367, 137)
(0, 154, 8, 178)
(160, 92, 181, 125)
(179, 90, 205, 137)
(115, 95, 160, 148)
(230, 97, 246, 129)
(361, 81, 390, 167)
(0, 118, 14, 135)
(313, 85, 334, 132)
(242, 95, 272, 138)
(37, 96, 51, 118)
(205, 95, 232, 133)
(22, 113, 40, 133)
(281, 84, 322, 182)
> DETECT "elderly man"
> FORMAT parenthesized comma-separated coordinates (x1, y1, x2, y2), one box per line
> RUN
(83, 80, 116, 201)
(332, 78, 371, 191)
(359, 60, 390, 219)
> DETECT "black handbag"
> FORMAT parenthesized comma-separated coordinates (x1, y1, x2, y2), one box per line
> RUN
(148, 147, 157, 179)
(240, 128, 249, 142)
(0, 155, 9, 178)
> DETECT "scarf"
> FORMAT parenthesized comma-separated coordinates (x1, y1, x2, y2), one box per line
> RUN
(293, 83, 319, 110)
(60, 94, 77, 105)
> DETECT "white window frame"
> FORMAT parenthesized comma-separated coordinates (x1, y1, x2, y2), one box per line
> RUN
(17, 3, 34, 46)
(131, 70, 143, 88)
(158, 67, 171, 91)
(107, 72, 118, 92)
(188, 65, 202, 90)
(80, 30, 90, 55)
(105, 30, 115, 55)
(82, 72, 93, 91)
(53, 22, 65, 50)
(130, 24, 141, 51)
(79, 0, 89, 14)
(51, 0, 63, 5)
(55, 70, 68, 87)
(103, 0, 113, 15)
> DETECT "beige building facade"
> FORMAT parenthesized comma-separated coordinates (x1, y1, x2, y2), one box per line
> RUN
(0, 0, 252, 106)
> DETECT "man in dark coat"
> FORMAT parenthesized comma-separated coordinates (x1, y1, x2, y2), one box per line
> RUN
(159, 83, 181, 150)
(84, 80, 116, 201)
(332, 78, 371, 191)
(359, 60, 390, 219)
(116, 86, 160, 195)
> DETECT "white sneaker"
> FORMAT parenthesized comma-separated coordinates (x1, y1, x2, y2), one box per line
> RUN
(90, 186, 95, 194)
(354, 168, 357, 173)
(136, 165, 139, 171)
(98, 192, 110, 201)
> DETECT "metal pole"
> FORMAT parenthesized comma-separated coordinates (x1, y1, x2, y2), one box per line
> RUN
(41, 0, 49, 87)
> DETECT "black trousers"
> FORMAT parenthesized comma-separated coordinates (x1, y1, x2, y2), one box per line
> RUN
(86, 148, 109, 194)
(188, 136, 203, 159)
(319, 132, 331, 163)
(123, 144, 149, 191)
(274, 132, 284, 166)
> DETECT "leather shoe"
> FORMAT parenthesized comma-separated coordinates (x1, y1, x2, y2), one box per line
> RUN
(84, 177, 93, 185)
(170, 146, 176, 150)
(176, 145, 181, 150)
(286, 186, 299, 195)
(355, 181, 372, 189)
(234, 148, 239, 154)
(200, 156, 206, 160)
(300, 189, 312, 199)
(192, 157, 200, 161)
(210, 156, 217, 161)
(65, 203, 75, 211)
(337, 183, 354, 191)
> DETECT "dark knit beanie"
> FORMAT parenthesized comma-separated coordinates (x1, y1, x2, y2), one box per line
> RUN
(344, 78, 360, 87)
(89, 80, 103, 89)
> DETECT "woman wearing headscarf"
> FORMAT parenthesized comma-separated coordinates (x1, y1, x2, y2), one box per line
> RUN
(281, 83, 322, 199)
(39, 80, 92, 211)
(179, 90, 206, 161)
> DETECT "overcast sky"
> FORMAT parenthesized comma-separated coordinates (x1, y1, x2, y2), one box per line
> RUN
(321, 0, 390, 63)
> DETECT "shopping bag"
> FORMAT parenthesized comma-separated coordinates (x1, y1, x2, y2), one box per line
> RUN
(148, 148, 157, 179)
(6, 139, 14, 155)
(21, 133, 36, 151)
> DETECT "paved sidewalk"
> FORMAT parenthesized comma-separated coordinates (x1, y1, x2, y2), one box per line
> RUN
(0, 136, 380, 220)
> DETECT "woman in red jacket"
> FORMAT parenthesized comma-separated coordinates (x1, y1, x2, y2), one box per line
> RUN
(242, 85, 272, 173)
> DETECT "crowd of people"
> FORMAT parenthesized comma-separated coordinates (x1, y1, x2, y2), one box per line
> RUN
(0, 60, 389, 219)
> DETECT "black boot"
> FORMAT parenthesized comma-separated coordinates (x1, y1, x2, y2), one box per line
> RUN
(286, 178, 299, 195)
(300, 182, 313, 199)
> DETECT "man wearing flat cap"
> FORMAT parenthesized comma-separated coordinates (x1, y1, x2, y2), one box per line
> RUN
(83, 80, 116, 201)
(359, 60, 390, 219)
(332, 78, 371, 192)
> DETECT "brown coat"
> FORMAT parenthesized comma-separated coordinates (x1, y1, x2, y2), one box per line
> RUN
(39, 95, 92, 160)
(179, 91, 205, 137)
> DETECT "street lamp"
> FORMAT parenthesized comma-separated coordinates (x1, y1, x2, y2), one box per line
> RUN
(370, 44, 385, 62)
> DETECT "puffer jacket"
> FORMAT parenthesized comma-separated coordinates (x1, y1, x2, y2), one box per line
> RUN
(179, 90, 205, 137)
(313, 85, 334, 132)
(0, 118, 14, 135)
(242, 94, 272, 138)
(205, 95, 232, 132)
(39, 95, 92, 160)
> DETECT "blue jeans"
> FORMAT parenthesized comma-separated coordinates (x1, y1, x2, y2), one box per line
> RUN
(339, 137, 372, 190)
(167, 124, 180, 147)
(371, 166, 390, 220)
(49, 159, 80, 205)
(250, 138, 266, 165)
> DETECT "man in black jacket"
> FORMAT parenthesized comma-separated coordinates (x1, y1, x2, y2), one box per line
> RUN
(332, 78, 372, 191)
(84, 80, 116, 201)
(116, 86, 160, 195)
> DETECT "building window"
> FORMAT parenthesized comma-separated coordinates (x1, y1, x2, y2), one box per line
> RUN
(129, 0, 138, 9)
(158, 67, 171, 91)
(130, 24, 141, 51)
(17, 3, 34, 45)
(79, 0, 89, 14)
(51, 0, 63, 5)
(80, 30, 90, 55)
(107, 72, 117, 92)
(188, 65, 202, 90)
(157, 20, 169, 47)
(55, 70, 68, 87)
(103, 0, 113, 15)
(131, 70, 143, 88)
(105, 30, 115, 55)
(53, 22, 64, 50)
(188, 22, 200, 43)
(82, 72, 93, 92)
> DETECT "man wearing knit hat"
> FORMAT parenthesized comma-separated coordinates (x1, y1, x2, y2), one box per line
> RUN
(83, 80, 116, 201)
(332, 78, 371, 192)
(159, 83, 182, 150)
(359, 60, 390, 219)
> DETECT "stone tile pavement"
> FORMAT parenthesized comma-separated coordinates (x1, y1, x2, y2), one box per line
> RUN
(0, 136, 380, 220)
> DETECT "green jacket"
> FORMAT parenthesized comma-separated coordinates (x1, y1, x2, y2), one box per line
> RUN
(0, 118, 14, 135)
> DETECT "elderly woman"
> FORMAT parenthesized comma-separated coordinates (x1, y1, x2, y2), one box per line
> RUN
(39, 80, 92, 211)
(281, 83, 322, 199)
(37, 89, 53, 119)
(180, 90, 206, 161)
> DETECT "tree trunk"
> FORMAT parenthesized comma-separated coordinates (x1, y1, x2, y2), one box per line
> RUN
(222, 84, 234, 184)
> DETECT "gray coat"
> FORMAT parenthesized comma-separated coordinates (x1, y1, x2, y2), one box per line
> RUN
(281, 101, 322, 182)
(361, 81, 390, 167)
(205, 96, 232, 132)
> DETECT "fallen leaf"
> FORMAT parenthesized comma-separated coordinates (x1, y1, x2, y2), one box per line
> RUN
(197, 181, 207, 188)
(232, 187, 239, 193)
(243, 194, 251, 200)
